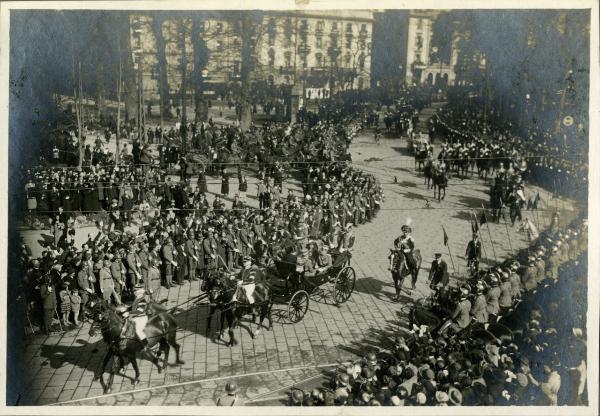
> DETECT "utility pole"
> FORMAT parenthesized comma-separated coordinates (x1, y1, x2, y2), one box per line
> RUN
(180, 22, 188, 154)
(116, 38, 123, 164)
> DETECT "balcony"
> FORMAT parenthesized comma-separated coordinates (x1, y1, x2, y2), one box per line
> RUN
(297, 43, 311, 54)
(279, 66, 296, 75)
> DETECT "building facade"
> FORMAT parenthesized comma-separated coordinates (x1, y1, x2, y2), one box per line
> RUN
(129, 11, 373, 103)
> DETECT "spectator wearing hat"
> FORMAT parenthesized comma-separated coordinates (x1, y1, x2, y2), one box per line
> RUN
(499, 270, 513, 313)
(216, 382, 241, 406)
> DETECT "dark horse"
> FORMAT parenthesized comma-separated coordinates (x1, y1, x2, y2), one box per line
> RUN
(88, 298, 184, 393)
(423, 159, 434, 189)
(388, 248, 422, 301)
(432, 167, 448, 202)
(205, 271, 273, 346)
(414, 146, 428, 171)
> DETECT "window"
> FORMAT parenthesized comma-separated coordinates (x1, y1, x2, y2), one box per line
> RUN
(361, 23, 367, 32)
(268, 18, 276, 46)
(359, 38, 365, 50)
(358, 53, 365, 70)
(268, 48, 275, 67)
(216, 40, 224, 52)
(316, 36, 322, 48)
(416, 35, 423, 50)
(300, 19, 308, 32)
(417, 19, 423, 29)
(345, 34, 353, 49)
(284, 51, 292, 67)
(346, 22, 353, 33)
(358, 77, 364, 89)
(317, 21, 324, 32)
(331, 34, 338, 48)
(301, 54, 308, 68)
(415, 53, 421, 63)
(315, 52, 323, 67)
(284, 18, 293, 40)
(345, 51, 351, 66)
(331, 21, 338, 31)
(216, 22, 223, 34)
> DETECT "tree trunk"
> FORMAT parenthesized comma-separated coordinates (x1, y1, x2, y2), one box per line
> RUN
(96, 60, 106, 118)
(192, 15, 210, 122)
(152, 14, 170, 119)
(239, 14, 256, 131)
(121, 16, 137, 124)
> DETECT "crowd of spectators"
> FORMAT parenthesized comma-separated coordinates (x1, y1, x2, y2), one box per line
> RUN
(288, 216, 588, 407)
(17, 104, 384, 336)
(431, 102, 588, 200)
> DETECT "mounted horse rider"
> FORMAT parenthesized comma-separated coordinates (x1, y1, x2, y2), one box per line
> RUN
(394, 225, 418, 289)
(233, 255, 259, 305)
(116, 285, 167, 350)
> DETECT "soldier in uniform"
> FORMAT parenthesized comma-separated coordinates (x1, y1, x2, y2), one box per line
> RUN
(442, 286, 471, 335)
(465, 233, 482, 273)
(162, 236, 176, 289)
(185, 230, 199, 282)
(485, 273, 501, 323)
(521, 256, 538, 291)
(394, 225, 417, 289)
(110, 250, 128, 300)
(100, 257, 121, 305)
(470, 281, 488, 324)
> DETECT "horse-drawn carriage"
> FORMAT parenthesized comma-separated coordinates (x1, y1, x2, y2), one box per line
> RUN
(267, 250, 356, 323)
(202, 249, 356, 345)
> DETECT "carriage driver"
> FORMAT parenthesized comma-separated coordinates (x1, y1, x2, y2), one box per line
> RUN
(394, 225, 417, 287)
(234, 256, 257, 304)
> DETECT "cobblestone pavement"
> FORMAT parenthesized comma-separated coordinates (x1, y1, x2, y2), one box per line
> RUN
(19, 132, 579, 406)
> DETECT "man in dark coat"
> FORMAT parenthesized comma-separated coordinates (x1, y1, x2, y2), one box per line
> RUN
(465, 233, 482, 273)
(428, 253, 449, 290)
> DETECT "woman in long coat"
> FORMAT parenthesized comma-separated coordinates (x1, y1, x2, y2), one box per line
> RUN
(221, 171, 230, 196)
(198, 169, 208, 194)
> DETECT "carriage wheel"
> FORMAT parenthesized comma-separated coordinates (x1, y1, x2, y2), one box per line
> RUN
(332, 266, 356, 305)
(287, 290, 309, 323)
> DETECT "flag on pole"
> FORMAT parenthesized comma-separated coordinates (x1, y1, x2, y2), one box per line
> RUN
(443, 227, 449, 246)
(532, 192, 540, 210)
(470, 211, 479, 234)
(480, 210, 488, 226)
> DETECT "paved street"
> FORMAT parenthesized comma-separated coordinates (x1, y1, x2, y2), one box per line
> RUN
(19, 130, 578, 406)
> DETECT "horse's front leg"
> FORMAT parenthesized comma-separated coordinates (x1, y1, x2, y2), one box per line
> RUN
(95, 348, 112, 391)
(130, 355, 140, 385)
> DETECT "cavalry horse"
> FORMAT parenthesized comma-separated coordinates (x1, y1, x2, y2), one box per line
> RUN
(388, 248, 422, 301)
(88, 298, 184, 393)
(205, 270, 273, 346)
(414, 145, 428, 171)
(432, 166, 448, 202)
(423, 159, 434, 189)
